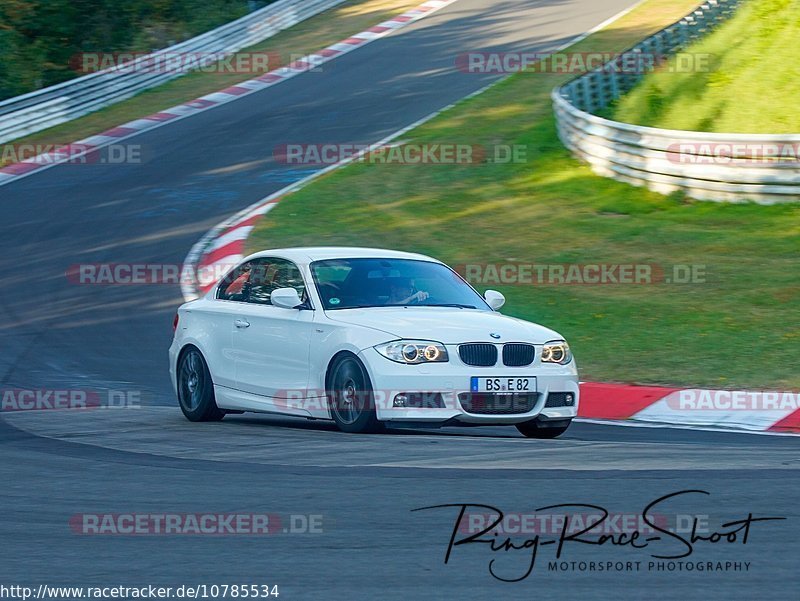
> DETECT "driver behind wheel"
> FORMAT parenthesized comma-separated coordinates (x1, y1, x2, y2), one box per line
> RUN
(387, 277, 429, 305)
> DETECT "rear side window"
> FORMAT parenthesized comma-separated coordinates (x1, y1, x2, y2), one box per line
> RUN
(217, 258, 306, 305)
(217, 263, 252, 301)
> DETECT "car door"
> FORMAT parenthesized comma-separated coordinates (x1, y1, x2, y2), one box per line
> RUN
(232, 257, 314, 402)
(194, 263, 257, 390)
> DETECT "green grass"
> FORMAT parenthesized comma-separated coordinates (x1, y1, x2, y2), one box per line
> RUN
(2, 0, 422, 164)
(609, 0, 800, 133)
(247, 0, 800, 390)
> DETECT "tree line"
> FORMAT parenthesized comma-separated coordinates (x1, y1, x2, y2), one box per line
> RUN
(0, 0, 271, 100)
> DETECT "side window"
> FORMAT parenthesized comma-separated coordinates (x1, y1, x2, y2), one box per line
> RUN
(217, 258, 306, 305)
(248, 259, 306, 305)
(217, 262, 253, 301)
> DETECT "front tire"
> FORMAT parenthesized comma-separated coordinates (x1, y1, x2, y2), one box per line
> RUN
(516, 418, 571, 439)
(328, 355, 383, 434)
(177, 347, 224, 422)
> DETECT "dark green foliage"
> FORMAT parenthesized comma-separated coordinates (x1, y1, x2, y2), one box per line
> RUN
(0, 0, 270, 100)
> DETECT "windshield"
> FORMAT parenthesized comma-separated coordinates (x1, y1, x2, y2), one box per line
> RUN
(311, 258, 491, 311)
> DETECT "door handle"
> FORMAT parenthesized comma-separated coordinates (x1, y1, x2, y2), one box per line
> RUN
(234, 319, 250, 329)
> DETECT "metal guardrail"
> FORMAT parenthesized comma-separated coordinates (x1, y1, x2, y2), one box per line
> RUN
(553, 0, 800, 204)
(0, 0, 348, 144)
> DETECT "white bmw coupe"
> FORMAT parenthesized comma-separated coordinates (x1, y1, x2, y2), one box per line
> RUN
(170, 248, 579, 437)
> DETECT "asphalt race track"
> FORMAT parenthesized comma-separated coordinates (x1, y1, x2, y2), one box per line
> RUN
(1, 411, 797, 599)
(1, 0, 797, 598)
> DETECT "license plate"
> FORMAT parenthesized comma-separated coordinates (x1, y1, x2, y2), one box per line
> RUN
(470, 376, 536, 393)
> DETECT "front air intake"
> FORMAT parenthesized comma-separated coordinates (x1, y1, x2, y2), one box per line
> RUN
(458, 343, 498, 367)
(502, 343, 535, 367)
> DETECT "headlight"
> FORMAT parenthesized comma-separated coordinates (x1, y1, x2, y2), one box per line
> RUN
(375, 340, 449, 364)
(541, 340, 572, 365)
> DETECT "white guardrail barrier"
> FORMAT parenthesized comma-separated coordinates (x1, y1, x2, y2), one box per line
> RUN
(553, 0, 800, 204)
(0, 0, 348, 144)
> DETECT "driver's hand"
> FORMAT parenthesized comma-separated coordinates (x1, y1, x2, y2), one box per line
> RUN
(413, 291, 429, 302)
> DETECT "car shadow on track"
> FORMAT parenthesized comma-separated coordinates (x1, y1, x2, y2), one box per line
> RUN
(220, 413, 800, 446)
(222, 414, 524, 438)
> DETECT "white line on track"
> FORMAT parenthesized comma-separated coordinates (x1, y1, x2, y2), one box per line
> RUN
(576, 418, 799, 437)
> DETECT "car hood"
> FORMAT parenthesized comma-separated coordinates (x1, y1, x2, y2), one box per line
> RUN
(325, 307, 563, 344)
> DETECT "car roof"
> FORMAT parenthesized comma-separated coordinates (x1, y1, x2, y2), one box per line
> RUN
(242, 247, 441, 265)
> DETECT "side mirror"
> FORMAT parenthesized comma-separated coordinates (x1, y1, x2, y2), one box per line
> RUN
(484, 290, 505, 311)
(271, 287, 302, 309)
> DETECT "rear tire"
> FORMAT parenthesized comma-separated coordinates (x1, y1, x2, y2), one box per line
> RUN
(516, 418, 571, 439)
(328, 355, 383, 434)
(177, 347, 224, 422)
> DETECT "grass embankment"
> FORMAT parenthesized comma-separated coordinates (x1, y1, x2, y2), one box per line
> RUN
(609, 0, 800, 133)
(247, 0, 800, 390)
(3, 0, 422, 163)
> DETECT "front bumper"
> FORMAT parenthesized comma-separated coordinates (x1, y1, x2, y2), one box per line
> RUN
(357, 347, 579, 424)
